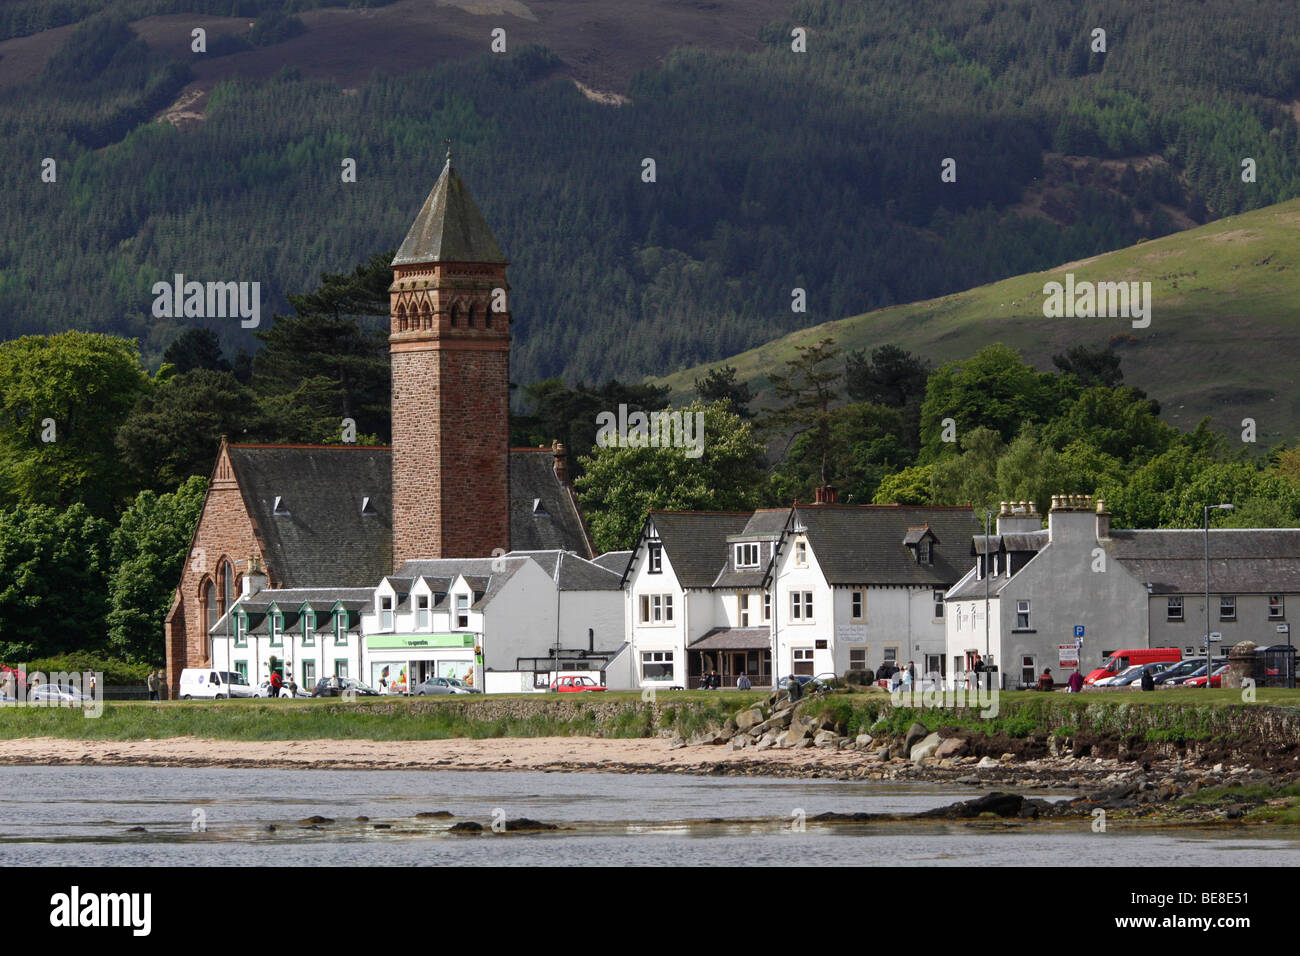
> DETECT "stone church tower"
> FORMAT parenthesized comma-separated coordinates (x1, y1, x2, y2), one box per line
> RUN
(389, 151, 511, 564)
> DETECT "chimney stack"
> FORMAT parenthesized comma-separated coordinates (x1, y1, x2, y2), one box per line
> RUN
(552, 440, 569, 485)
(1095, 497, 1110, 538)
(242, 554, 267, 599)
(813, 484, 838, 504)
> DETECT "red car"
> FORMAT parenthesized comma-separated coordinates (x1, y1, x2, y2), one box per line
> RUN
(550, 675, 606, 693)
(1185, 664, 1230, 688)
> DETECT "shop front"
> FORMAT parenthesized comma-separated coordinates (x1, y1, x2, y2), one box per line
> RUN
(364, 633, 482, 693)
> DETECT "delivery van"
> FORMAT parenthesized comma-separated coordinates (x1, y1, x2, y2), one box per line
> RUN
(178, 668, 235, 699)
(1084, 648, 1181, 685)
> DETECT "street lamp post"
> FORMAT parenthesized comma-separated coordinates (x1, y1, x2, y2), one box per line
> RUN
(1204, 503, 1234, 680)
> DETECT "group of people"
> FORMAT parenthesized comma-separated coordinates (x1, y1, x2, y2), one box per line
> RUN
(875, 660, 917, 690)
(697, 671, 754, 690)
(1037, 668, 1086, 692)
(145, 669, 166, 700)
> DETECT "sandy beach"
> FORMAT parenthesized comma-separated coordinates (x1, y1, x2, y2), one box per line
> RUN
(0, 736, 876, 776)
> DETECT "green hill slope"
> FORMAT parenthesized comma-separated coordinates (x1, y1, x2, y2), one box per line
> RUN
(659, 199, 1300, 445)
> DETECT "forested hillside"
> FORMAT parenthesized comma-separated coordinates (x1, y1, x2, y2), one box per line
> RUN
(5, 0, 1300, 389)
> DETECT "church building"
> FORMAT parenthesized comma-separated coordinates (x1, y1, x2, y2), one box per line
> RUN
(163, 154, 594, 694)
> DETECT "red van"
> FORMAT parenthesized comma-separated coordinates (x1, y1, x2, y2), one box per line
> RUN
(1084, 648, 1181, 685)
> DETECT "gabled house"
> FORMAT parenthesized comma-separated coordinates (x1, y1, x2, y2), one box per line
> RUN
(944, 495, 1300, 688)
(621, 499, 978, 688)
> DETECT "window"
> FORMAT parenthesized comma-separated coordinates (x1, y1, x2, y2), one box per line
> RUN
(1167, 597, 1183, 622)
(234, 612, 247, 647)
(925, 654, 944, 678)
(933, 590, 944, 618)
(1219, 596, 1236, 621)
(849, 648, 867, 670)
(1269, 595, 1285, 619)
(1016, 600, 1031, 630)
(790, 591, 813, 622)
(647, 542, 662, 574)
(763, 591, 771, 622)
(792, 648, 814, 676)
(417, 594, 429, 629)
(234, 661, 248, 682)
(641, 650, 674, 681)
(303, 609, 316, 646)
(270, 610, 283, 647)
(883, 646, 898, 664)
(794, 540, 807, 567)
(918, 540, 932, 564)
(334, 610, 349, 644)
(735, 543, 760, 568)
(1021, 655, 1036, 686)
(851, 590, 864, 621)
(738, 593, 750, 626)
(334, 660, 348, 679)
(639, 594, 674, 624)
(300, 660, 315, 687)
(203, 581, 217, 635)
(380, 595, 394, 631)
(456, 594, 470, 629)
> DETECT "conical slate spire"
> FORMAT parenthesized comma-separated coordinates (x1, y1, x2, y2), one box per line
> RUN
(392, 157, 507, 266)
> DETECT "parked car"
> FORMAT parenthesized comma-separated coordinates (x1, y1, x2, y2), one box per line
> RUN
(1107, 662, 1169, 687)
(779, 675, 829, 691)
(254, 679, 308, 698)
(310, 676, 380, 698)
(1185, 664, 1231, 688)
(1150, 659, 1204, 684)
(1094, 664, 1144, 687)
(410, 677, 456, 696)
(1084, 648, 1181, 685)
(1161, 659, 1226, 686)
(29, 684, 92, 703)
(550, 675, 606, 692)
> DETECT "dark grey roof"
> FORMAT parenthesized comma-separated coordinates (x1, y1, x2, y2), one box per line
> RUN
(226, 446, 591, 585)
(1108, 529, 1300, 594)
(591, 551, 632, 575)
(946, 565, 1016, 601)
(973, 531, 1048, 554)
(228, 445, 392, 588)
(793, 505, 980, 586)
(902, 526, 935, 545)
(392, 159, 507, 266)
(393, 557, 528, 610)
(688, 627, 773, 650)
(512, 550, 623, 591)
(510, 449, 593, 557)
(648, 511, 753, 588)
(211, 587, 374, 635)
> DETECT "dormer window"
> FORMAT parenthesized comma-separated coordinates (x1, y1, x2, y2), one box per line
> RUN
(532, 498, 549, 518)
(270, 609, 283, 646)
(235, 611, 248, 647)
(416, 594, 429, 629)
(334, 609, 349, 644)
(735, 543, 760, 569)
(303, 607, 316, 646)
(648, 542, 662, 574)
(380, 595, 393, 631)
(361, 497, 377, 515)
(273, 496, 289, 515)
(794, 540, 807, 567)
(918, 540, 932, 564)
(455, 594, 469, 629)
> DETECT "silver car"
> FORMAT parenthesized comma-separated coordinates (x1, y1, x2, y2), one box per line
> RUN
(29, 684, 92, 703)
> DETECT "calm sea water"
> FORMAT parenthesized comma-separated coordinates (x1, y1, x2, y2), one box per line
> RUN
(0, 766, 1296, 866)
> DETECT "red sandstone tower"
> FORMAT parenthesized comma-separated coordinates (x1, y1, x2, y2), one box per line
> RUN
(389, 150, 511, 564)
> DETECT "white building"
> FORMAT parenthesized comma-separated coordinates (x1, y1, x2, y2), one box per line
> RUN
(621, 497, 978, 688)
(210, 550, 630, 693)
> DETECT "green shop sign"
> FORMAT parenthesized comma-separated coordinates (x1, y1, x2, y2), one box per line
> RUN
(366, 633, 476, 650)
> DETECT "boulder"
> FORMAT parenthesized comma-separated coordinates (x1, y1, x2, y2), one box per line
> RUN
(777, 728, 806, 748)
(875, 745, 891, 761)
(976, 756, 999, 769)
(730, 736, 750, 750)
(855, 734, 874, 748)
(904, 722, 928, 753)
(935, 738, 968, 759)
(755, 733, 776, 751)
(734, 707, 764, 732)
(813, 730, 838, 747)
(911, 732, 943, 763)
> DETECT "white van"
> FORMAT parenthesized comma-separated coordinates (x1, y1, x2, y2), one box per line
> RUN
(178, 668, 235, 700)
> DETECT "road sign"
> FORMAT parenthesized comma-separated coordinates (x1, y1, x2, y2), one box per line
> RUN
(1073, 625, 1085, 638)
(1058, 644, 1079, 667)
(1278, 623, 1291, 635)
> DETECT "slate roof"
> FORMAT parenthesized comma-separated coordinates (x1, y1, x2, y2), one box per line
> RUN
(512, 550, 624, 591)
(510, 448, 594, 557)
(688, 627, 773, 651)
(1107, 529, 1300, 594)
(946, 564, 1015, 601)
(713, 509, 790, 589)
(972, 531, 1048, 554)
(392, 158, 507, 266)
(591, 551, 633, 575)
(228, 445, 392, 588)
(393, 557, 530, 610)
(210, 587, 375, 636)
(226, 445, 592, 588)
(647, 511, 753, 588)
(792, 505, 980, 586)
